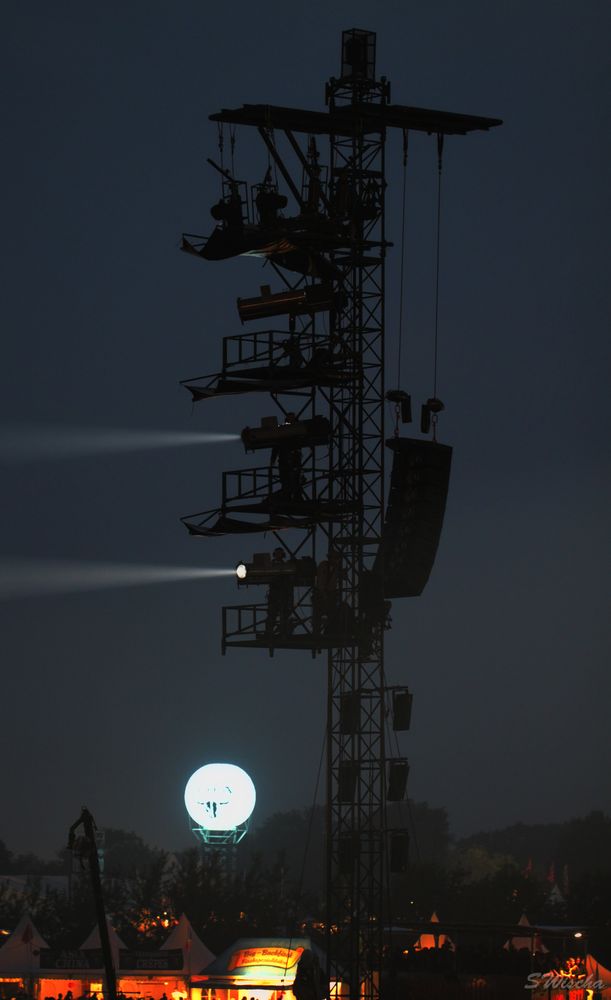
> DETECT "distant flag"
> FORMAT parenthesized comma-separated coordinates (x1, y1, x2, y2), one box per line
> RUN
(546, 862, 556, 884)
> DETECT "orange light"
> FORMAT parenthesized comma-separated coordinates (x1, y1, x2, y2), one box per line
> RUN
(227, 947, 303, 971)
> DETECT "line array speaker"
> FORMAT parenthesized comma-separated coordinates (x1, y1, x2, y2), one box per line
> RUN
(375, 437, 452, 598)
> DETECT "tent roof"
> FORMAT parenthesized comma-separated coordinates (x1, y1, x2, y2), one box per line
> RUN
(193, 937, 324, 987)
(80, 919, 126, 965)
(414, 912, 454, 952)
(0, 913, 49, 972)
(162, 914, 215, 975)
(503, 912, 549, 954)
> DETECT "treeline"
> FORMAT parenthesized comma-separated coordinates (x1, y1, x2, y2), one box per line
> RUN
(1, 806, 610, 955)
(457, 810, 611, 879)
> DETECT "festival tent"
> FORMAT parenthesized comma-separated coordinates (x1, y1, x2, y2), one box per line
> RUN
(413, 912, 455, 951)
(162, 913, 215, 976)
(35, 920, 128, 998)
(192, 937, 327, 1000)
(0, 913, 49, 974)
(503, 913, 549, 953)
(38, 919, 194, 1000)
(80, 919, 127, 968)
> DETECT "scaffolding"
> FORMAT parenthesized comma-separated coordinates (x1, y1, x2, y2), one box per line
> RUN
(180, 27, 500, 1000)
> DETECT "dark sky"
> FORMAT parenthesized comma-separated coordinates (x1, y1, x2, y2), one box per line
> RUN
(1, 1, 609, 859)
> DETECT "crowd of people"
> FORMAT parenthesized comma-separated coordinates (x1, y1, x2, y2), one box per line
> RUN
(40, 992, 172, 1000)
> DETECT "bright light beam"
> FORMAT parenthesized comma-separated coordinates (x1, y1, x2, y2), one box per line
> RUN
(0, 427, 240, 462)
(0, 559, 235, 602)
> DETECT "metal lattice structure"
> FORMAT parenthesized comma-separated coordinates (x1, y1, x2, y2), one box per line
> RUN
(323, 40, 388, 1000)
(180, 28, 500, 1000)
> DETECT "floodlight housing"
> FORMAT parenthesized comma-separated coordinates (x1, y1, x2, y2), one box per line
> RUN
(241, 414, 331, 452)
(236, 552, 316, 586)
(237, 283, 336, 323)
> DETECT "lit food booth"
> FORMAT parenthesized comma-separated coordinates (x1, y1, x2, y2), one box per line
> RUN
(192, 938, 326, 1000)
(35, 916, 214, 1000)
(37, 945, 188, 1000)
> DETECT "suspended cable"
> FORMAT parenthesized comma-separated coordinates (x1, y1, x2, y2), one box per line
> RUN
(229, 125, 236, 175)
(281, 727, 326, 977)
(433, 133, 444, 402)
(396, 129, 409, 392)
(295, 727, 326, 903)
(217, 123, 224, 170)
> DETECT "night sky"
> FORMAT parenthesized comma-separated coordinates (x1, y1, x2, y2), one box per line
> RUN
(1, 1, 609, 859)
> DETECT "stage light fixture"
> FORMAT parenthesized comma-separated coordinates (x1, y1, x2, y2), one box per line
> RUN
(241, 414, 331, 453)
(237, 283, 337, 323)
(235, 551, 316, 587)
(386, 389, 412, 425)
(420, 396, 445, 435)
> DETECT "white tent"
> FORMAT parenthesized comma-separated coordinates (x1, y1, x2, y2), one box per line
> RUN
(413, 912, 454, 951)
(162, 913, 215, 976)
(81, 918, 126, 968)
(503, 912, 549, 953)
(0, 913, 49, 973)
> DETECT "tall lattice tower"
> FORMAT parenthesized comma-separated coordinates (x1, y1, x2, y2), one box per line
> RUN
(180, 28, 500, 1000)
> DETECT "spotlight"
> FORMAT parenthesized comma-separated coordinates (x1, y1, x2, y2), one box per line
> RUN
(235, 551, 315, 586)
(241, 414, 331, 453)
(237, 283, 337, 323)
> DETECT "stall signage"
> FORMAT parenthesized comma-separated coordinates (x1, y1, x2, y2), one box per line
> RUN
(39, 949, 104, 969)
(228, 947, 304, 971)
(119, 949, 183, 970)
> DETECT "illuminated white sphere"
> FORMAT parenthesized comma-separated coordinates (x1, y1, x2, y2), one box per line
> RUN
(236, 562, 247, 580)
(184, 763, 256, 830)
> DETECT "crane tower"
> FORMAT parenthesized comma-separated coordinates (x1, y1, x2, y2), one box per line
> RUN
(180, 28, 500, 1000)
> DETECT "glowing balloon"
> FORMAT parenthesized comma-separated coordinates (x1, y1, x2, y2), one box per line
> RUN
(184, 763, 256, 830)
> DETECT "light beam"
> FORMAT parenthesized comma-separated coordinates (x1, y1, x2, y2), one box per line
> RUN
(0, 558, 234, 601)
(0, 426, 240, 462)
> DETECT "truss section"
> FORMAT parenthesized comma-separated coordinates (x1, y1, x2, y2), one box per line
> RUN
(181, 328, 359, 400)
(180, 28, 501, 1000)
